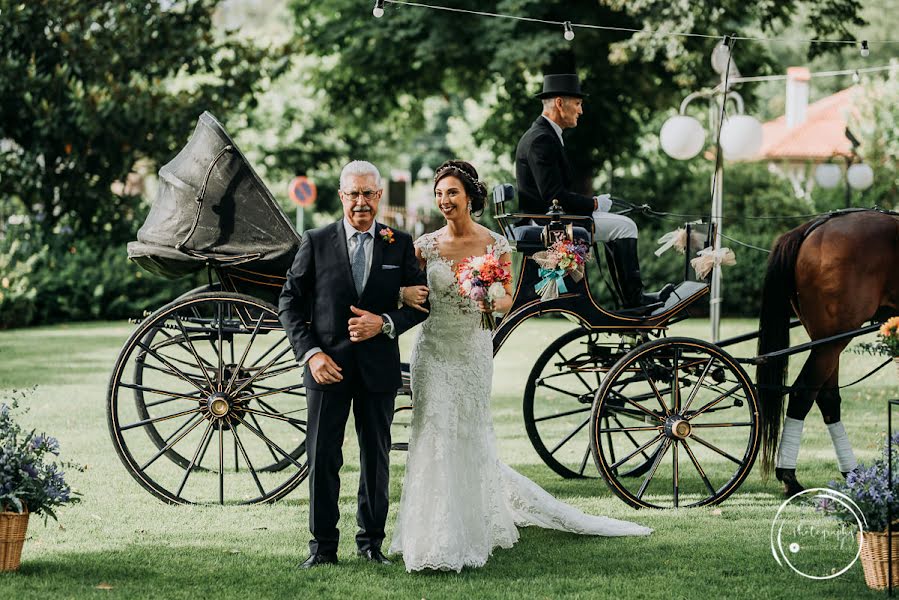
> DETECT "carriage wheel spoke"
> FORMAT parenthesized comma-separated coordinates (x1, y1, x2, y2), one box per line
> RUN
(230, 345, 294, 398)
(119, 382, 200, 403)
(533, 406, 590, 422)
(578, 444, 591, 476)
(610, 433, 664, 471)
(612, 415, 654, 462)
(135, 340, 208, 394)
(682, 439, 716, 495)
(636, 438, 671, 500)
(690, 422, 754, 428)
(247, 412, 282, 464)
(672, 441, 680, 508)
(174, 314, 217, 392)
(608, 389, 663, 422)
(139, 362, 209, 387)
(250, 383, 306, 399)
(637, 359, 670, 416)
(218, 420, 225, 505)
(139, 413, 204, 471)
(232, 427, 266, 497)
(216, 302, 225, 392)
(672, 348, 681, 413)
(225, 313, 265, 395)
(256, 398, 307, 433)
(557, 350, 593, 392)
(176, 421, 215, 498)
(242, 407, 307, 429)
(536, 381, 583, 399)
(549, 417, 590, 456)
(687, 384, 743, 420)
(690, 433, 743, 465)
(249, 335, 290, 369)
(120, 407, 204, 431)
(237, 383, 307, 404)
(596, 425, 663, 433)
(155, 329, 217, 370)
(234, 414, 305, 469)
(680, 357, 716, 414)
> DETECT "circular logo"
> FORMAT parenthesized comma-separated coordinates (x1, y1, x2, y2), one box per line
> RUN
(770, 488, 866, 580)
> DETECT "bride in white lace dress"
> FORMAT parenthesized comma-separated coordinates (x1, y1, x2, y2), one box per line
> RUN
(388, 161, 651, 572)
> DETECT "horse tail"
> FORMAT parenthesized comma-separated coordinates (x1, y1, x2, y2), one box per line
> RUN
(756, 220, 814, 475)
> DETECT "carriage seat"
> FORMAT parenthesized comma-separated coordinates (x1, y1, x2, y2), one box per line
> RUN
(512, 224, 592, 254)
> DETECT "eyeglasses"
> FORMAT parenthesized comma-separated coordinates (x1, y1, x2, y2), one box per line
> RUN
(341, 189, 380, 201)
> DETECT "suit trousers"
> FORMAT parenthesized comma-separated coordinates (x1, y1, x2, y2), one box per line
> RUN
(305, 379, 395, 555)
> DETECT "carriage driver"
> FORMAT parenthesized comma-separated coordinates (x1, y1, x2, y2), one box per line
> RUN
(515, 73, 673, 310)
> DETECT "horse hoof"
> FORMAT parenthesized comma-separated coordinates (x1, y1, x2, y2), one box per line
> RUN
(775, 468, 805, 497)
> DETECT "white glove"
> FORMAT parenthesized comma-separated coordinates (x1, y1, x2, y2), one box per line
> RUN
(594, 193, 612, 213)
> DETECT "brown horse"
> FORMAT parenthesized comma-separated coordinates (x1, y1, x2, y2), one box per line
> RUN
(757, 209, 899, 495)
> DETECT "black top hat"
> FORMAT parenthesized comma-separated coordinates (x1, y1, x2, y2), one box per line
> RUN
(535, 74, 588, 99)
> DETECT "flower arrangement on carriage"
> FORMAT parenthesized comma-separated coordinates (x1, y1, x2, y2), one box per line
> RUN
(531, 238, 591, 301)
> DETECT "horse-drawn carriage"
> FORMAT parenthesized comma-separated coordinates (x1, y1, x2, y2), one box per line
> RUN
(108, 113, 888, 509)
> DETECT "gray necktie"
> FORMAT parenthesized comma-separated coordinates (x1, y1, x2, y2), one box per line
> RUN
(351, 231, 369, 294)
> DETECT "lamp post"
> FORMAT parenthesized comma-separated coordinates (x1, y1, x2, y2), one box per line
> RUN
(659, 43, 762, 342)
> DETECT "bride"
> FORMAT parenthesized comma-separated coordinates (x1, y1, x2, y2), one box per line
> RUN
(388, 160, 651, 572)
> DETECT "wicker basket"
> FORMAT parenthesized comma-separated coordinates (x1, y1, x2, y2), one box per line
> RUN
(859, 531, 899, 589)
(0, 510, 30, 572)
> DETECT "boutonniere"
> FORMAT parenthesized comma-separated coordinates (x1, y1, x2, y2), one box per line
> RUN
(379, 227, 396, 244)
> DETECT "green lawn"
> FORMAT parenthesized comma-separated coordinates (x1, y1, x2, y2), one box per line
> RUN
(0, 317, 895, 599)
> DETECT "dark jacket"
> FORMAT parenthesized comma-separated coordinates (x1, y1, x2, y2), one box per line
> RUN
(515, 117, 595, 216)
(278, 220, 428, 392)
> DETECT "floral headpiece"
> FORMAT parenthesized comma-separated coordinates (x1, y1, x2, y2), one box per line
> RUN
(434, 163, 481, 188)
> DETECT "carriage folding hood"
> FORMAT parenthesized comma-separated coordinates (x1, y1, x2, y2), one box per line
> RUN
(128, 112, 300, 280)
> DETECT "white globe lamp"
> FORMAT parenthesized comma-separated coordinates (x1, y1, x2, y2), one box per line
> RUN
(814, 163, 842, 189)
(719, 115, 763, 160)
(847, 163, 874, 190)
(659, 115, 706, 160)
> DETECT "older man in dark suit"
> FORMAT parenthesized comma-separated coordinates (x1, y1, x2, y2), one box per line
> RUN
(515, 74, 671, 309)
(279, 160, 428, 568)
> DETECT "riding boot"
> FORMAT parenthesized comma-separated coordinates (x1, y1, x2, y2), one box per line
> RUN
(607, 238, 674, 309)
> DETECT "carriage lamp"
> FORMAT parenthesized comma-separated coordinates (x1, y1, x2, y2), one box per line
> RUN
(847, 163, 874, 190)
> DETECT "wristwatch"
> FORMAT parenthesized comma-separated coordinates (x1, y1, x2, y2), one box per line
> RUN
(380, 314, 395, 338)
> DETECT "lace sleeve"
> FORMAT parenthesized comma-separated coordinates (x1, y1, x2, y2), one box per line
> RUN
(414, 233, 435, 261)
(490, 232, 512, 257)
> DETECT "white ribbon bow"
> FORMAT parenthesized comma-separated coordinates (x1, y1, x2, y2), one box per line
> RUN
(691, 247, 736, 280)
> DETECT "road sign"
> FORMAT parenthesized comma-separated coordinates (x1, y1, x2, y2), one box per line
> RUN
(289, 176, 317, 207)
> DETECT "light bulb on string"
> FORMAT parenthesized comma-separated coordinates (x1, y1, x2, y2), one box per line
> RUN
(860, 40, 869, 57)
(373, 0, 385, 18)
(563, 21, 574, 41)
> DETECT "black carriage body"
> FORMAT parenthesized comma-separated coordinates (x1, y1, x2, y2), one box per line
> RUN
(127, 111, 299, 306)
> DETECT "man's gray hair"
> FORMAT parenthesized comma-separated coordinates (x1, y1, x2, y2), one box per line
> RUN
(541, 97, 557, 111)
(339, 160, 382, 190)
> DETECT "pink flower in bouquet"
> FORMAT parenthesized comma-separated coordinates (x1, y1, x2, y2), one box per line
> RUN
(455, 253, 512, 330)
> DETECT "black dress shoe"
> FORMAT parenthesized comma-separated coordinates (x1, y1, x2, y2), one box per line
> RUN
(357, 548, 392, 565)
(298, 552, 338, 569)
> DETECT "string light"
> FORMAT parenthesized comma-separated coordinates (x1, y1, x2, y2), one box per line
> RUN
(378, 0, 899, 49)
(373, 0, 385, 18)
(563, 21, 574, 41)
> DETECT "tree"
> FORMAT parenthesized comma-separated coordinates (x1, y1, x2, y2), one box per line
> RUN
(0, 0, 283, 240)
(287, 0, 864, 202)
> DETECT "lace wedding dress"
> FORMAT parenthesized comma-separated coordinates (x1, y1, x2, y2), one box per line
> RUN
(388, 230, 652, 572)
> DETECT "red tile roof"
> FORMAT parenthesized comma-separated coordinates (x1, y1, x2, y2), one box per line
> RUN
(759, 86, 859, 161)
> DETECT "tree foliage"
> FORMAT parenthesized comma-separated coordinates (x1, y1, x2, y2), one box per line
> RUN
(0, 0, 283, 239)
(288, 0, 864, 193)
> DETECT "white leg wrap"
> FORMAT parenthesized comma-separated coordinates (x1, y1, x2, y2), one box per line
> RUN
(776, 416, 804, 469)
(827, 421, 858, 472)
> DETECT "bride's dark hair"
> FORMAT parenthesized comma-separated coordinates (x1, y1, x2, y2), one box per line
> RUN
(433, 160, 488, 216)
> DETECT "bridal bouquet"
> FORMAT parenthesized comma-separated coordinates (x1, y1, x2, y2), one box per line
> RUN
(456, 254, 512, 330)
(532, 239, 591, 301)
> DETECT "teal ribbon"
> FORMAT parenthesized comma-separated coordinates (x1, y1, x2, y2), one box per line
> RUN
(535, 268, 567, 295)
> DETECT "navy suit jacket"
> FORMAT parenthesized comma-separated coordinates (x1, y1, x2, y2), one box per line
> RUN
(515, 117, 595, 216)
(278, 220, 428, 392)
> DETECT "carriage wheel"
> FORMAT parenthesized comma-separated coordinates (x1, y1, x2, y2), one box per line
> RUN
(590, 337, 759, 509)
(108, 292, 308, 504)
(523, 328, 646, 479)
(391, 404, 413, 452)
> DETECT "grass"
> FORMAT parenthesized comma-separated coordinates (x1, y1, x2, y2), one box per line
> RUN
(0, 317, 896, 599)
